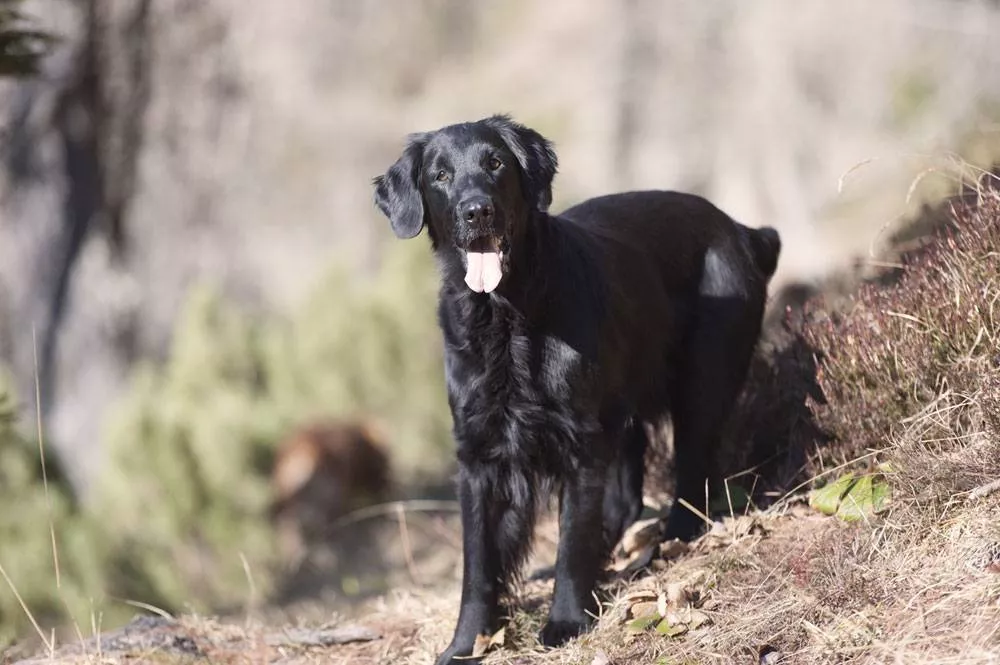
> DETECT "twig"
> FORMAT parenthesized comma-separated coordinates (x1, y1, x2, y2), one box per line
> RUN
(238, 552, 258, 626)
(31, 328, 60, 590)
(395, 503, 419, 585)
(118, 599, 174, 620)
(331, 499, 460, 530)
(967, 479, 1000, 502)
(429, 516, 462, 550)
(675, 497, 713, 528)
(267, 625, 380, 647)
(0, 559, 53, 654)
(34, 329, 88, 648)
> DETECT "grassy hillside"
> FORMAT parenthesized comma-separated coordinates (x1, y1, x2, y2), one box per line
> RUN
(4, 181, 999, 664)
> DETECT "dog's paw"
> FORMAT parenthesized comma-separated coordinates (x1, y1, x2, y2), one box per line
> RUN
(539, 618, 589, 648)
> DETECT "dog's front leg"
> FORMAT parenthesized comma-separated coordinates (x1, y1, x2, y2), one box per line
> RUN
(540, 465, 607, 647)
(437, 466, 507, 665)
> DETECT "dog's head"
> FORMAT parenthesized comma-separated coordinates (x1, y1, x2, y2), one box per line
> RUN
(373, 115, 557, 293)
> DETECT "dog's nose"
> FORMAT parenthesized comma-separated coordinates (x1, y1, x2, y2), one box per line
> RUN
(459, 197, 495, 225)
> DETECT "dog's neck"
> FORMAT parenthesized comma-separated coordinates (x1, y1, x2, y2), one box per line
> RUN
(434, 210, 605, 360)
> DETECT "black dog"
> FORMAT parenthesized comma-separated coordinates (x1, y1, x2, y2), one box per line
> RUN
(373, 116, 780, 665)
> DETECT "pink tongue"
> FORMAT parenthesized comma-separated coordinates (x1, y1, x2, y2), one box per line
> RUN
(464, 252, 503, 293)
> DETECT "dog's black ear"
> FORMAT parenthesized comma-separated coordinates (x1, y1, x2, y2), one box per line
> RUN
(485, 115, 558, 212)
(373, 133, 428, 239)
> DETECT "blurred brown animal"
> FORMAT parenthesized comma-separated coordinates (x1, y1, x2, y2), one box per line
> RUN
(271, 420, 391, 564)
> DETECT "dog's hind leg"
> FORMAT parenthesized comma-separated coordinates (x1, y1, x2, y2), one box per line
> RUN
(664, 247, 765, 542)
(602, 417, 647, 549)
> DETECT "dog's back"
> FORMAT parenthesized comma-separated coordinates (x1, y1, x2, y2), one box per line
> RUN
(554, 190, 780, 408)
(559, 190, 779, 286)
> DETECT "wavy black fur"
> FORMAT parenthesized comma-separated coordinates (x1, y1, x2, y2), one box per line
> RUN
(372, 116, 780, 665)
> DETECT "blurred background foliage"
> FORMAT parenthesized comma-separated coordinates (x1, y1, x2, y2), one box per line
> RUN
(96, 241, 446, 612)
(0, 375, 106, 645)
(1, 0, 1000, 646)
(0, 241, 445, 643)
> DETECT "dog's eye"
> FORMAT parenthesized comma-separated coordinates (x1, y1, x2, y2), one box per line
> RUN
(435, 169, 450, 182)
(487, 157, 502, 171)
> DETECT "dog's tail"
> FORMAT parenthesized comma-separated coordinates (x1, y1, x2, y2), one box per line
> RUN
(749, 226, 781, 280)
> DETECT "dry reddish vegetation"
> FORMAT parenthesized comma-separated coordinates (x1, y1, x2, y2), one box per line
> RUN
(5, 184, 1000, 665)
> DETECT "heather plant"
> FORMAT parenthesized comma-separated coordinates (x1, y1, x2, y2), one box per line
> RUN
(802, 184, 1000, 470)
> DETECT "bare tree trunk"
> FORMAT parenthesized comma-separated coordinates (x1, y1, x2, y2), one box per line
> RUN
(0, 0, 152, 496)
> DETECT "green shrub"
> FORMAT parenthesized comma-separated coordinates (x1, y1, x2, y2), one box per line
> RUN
(96, 285, 280, 612)
(0, 377, 109, 646)
(261, 240, 451, 477)
(93, 239, 450, 616)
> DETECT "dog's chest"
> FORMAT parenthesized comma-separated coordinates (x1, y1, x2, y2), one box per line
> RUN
(444, 315, 592, 472)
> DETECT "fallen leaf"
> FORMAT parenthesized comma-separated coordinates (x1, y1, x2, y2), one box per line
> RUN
(654, 618, 687, 637)
(612, 544, 657, 576)
(620, 518, 664, 556)
(687, 609, 711, 630)
(622, 588, 658, 602)
(836, 474, 892, 522)
(665, 582, 688, 607)
(660, 538, 690, 560)
(810, 473, 856, 516)
(656, 592, 668, 617)
(591, 649, 611, 665)
(870, 475, 891, 513)
(471, 628, 505, 658)
(488, 627, 506, 648)
(628, 601, 659, 619)
(626, 614, 660, 633)
(696, 521, 732, 550)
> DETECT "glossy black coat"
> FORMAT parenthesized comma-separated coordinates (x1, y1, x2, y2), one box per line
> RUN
(373, 116, 780, 665)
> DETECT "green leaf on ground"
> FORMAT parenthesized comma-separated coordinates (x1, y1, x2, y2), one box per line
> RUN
(626, 614, 660, 633)
(810, 473, 857, 515)
(655, 618, 688, 637)
(810, 472, 891, 521)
